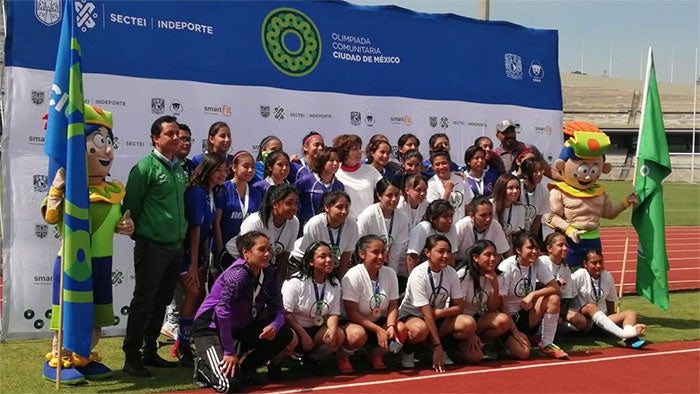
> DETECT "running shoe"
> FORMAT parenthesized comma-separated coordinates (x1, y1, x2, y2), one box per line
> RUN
(539, 343, 569, 359)
(399, 351, 415, 369)
(624, 337, 648, 349)
(442, 351, 455, 366)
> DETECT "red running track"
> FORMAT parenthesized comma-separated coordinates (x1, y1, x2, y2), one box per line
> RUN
(599, 226, 700, 294)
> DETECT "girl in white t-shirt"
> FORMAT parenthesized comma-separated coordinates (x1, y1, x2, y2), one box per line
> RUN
(455, 195, 511, 263)
(226, 184, 299, 281)
(357, 179, 410, 281)
(427, 150, 473, 224)
(340, 235, 403, 373)
(540, 231, 585, 330)
(406, 199, 459, 273)
(570, 249, 648, 349)
(399, 235, 476, 372)
(292, 191, 358, 276)
(491, 173, 525, 249)
(498, 230, 568, 359)
(457, 240, 531, 361)
(517, 157, 550, 243)
(282, 241, 345, 372)
(397, 173, 428, 231)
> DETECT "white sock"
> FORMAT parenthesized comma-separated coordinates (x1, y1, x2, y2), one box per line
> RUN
(622, 325, 639, 339)
(540, 313, 558, 347)
(592, 311, 625, 339)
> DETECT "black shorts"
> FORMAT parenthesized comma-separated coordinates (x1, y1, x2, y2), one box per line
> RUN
(511, 310, 540, 336)
(294, 325, 323, 354)
(559, 298, 573, 319)
(364, 317, 387, 347)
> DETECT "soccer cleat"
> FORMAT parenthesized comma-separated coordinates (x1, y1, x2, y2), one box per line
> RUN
(624, 337, 648, 349)
(399, 351, 415, 369)
(160, 321, 179, 340)
(539, 343, 569, 359)
(336, 356, 354, 374)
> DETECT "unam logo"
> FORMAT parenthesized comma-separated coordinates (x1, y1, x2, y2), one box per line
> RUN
(505, 53, 523, 80)
(75, 0, 98, 32)
(262, 8, 322, 77)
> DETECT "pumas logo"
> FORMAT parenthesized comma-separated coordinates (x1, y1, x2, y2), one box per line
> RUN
(35, 0, 61, 26)
(35, 224, 49, 239)
(260, 105, 270, 118)
(75, 0, 98, 32)
(32, 91, 45, 105)
(151, 98, 165, 114)
(529, 59, 544, 82)
(365, 114, 374, 126)
(33, 175, 48, 192)
(350, 111, 361, 126)
(169, 99, 183, 115)
(505, 53, 523, 80)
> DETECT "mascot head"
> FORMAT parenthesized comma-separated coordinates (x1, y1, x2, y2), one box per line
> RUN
(555, 129, 611, 190)
(84, 105, 115, 181)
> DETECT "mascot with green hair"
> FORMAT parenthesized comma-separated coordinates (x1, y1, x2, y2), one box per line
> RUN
(41, 104, 134, 383)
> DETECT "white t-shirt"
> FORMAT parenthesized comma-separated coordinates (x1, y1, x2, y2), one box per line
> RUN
(407, 221, 459, 255)
(520, 181, 550, 231)
(341, 264, 399, 322)
(335, 164, 383, 219)
(226, 213, 299, 262)
(571, 269, 618, 314)
(291, 212, 359, 262)
(455, 267, 499, 317)
(282, 276, 342, 328)
(356, 203, 410, 277)
(397, 196, 428, 232)
(491, 200, 526, 243)
(498, 255, 555, 314)
(539, 256, 576, 299)
(454, 216, 510, 258)
(399, 261, 464, 318)
(427, 173, 473, 223)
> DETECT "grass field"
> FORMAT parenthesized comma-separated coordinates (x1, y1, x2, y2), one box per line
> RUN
(600, 181, 700, 227)
(1, 291, 698, 393)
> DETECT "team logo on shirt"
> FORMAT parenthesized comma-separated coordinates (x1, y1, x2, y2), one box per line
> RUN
(514, 278, 533, 297)
(429, 287, 449, 308)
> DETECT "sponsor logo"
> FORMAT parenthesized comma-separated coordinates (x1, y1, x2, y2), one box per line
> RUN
(125, 140, 146, 147)
(350, 111, 361, 126)
(32, 90, 45, 105)
(35, 224, 49, 239)
(365, 114, 374, 126)
(33, 175, 49, 192)
(33, 275, 53, 285)
(308, 113, 332, 119)
(262, 8, 321, 77)
(76, 0, 98, 32)
(534, 125, 553, 135)
(112, 136, 120, 149)
(505, 53, 523, 80)
(151, 98, 165, 114)
(390, 115, 412, 126)
(29, 135, 45, 145)
(203, 105, 232, 116)
(289, 112, 305, 118)
(93, 98, 127, 107)
(112, 270, 124, 285)
(429, 116, 438, 128)
(170, 99, 183, 115)
(452, 120, 465, 126)
(274, 106, 285, 120)
(467, 122, 487, 128)
(529, 59, 544, 82)
(440, 116, 449, 129)
(260, 105, 270, 118)
(35, 0, 61, 26)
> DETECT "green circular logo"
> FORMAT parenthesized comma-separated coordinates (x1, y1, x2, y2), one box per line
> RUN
(262, 8, 321, 77)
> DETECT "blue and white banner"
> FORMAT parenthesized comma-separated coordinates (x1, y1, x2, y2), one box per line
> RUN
(2, 0, 563, 339)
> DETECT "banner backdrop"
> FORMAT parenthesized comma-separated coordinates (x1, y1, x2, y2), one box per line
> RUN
(2, 0, 563, 339)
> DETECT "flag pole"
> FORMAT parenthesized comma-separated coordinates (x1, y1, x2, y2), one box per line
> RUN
(618, 47, 653, 306)
(56, 234, 66, 389)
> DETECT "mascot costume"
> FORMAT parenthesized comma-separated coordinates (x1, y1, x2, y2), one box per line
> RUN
(41, 104, 134, 383)
(545, 122, 637, 267)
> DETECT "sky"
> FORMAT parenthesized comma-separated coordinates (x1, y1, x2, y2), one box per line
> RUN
(349, 0, 700, 84)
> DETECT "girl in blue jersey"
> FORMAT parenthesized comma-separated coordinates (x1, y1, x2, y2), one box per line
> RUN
(175, 153, 228, 366)
(294, 147, 344, 228)
(191, 122, 233, 170)
(292, 131, 325, 182)
(422, 133, 460, 178)
(252, 150, 291, 196)
(391, 149, 423, 187)
(252, 135, 283, 183)
(214, 151, 263, 272)
(464, 144, 499, 197)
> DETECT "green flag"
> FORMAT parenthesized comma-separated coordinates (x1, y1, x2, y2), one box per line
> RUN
(632, 49, 672, 310)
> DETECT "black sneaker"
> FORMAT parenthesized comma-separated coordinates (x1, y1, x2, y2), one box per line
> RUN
(239, 368, 267, 385)
(123, 360, 152, 378)
(192, 357, 212, 388)
(177, 343, 197, 368)
(267, 362, 283, 381)
(142, 352, 178, 368)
